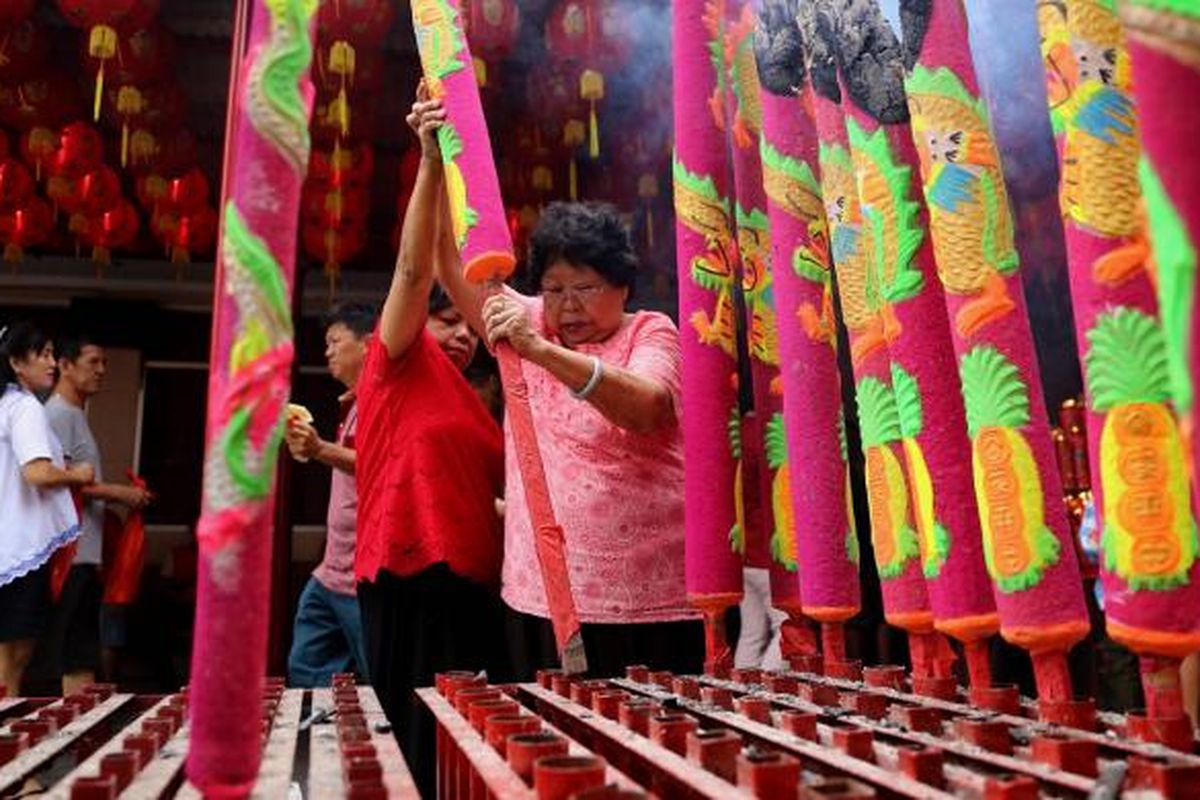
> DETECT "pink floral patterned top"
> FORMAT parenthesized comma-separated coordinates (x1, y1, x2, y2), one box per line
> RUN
(501, 295, 694, 624)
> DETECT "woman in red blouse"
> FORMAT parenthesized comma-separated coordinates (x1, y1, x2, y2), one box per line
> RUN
(354, 82, 505, 793)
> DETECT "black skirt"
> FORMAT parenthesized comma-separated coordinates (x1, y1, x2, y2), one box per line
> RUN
(357, 563, 508, 797)
(0, 563, 50, 642)
(504, 606, 706, 681)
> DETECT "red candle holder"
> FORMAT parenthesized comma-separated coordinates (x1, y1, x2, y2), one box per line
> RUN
(591, 690, 627, 721)
(685, 728, 741, 781)
(778, 710, 818, 741)
(736, 747, 800, 799)
(99, 751, 139, 791)
(469, 698, 520, 733)
(672, 676, 700, 699)
(617, 699, 659, 736)
(532, 755, 607, 800)
(69, 775, 117, 800)
(648, 713, 698, 756)
(507, 731, 569, 783)
(862, 665, 906, 691)
(484, 714, 541, 757)
(0, 732, 29, 766)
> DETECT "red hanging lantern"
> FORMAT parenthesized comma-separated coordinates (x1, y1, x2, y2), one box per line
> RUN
(170, 204, 216, 262)
(310, 93, 375, 149)
(167, 167, 209, 214)
(308, 144, 374, 191)
(84, 198, 139, 263)
(54, 122, 105, 178)
(0, 158, 33, 210)
(0, 19, 48, 85)
(302, 183, 369, 229)
(0, 0, 35, 26)
(0, 195, 51, 261)
(74, 165, 122, 216)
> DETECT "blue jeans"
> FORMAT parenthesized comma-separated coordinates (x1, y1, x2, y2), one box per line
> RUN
(287, 576, 368, 687)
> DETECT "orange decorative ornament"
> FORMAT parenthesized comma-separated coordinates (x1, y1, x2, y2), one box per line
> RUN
(543, 0, 628, 157)
(56, 0, 139, 120)
(19, 126, 58, 180)
(135, 172, 168, 213)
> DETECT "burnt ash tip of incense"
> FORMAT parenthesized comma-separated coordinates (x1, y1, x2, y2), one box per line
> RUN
(898, 0, 932, 69)
(830, 0, 911, 124)
(802, 0, 841, 102)
(756, 0, 807, 97)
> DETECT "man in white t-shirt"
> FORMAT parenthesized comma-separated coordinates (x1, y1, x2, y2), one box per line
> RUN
(43, 333, 151, 695)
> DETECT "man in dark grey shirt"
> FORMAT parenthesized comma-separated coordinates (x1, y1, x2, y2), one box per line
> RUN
(43, 333, 150, 694)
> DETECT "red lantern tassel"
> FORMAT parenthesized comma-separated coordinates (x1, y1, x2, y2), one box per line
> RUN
(646, 207, 653, 249)
(121, 124, 130, 168)
(569, 159, 578, 201)
(588, 103, 599, 159)
(4, 244, 22, 263)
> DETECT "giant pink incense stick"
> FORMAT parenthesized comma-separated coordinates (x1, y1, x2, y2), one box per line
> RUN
(756, 0, 861, 674)
(808, 52, 935, 667)
(410, 0, 586, 672)
(896, 0, 1091, 721)
(1049, 0, 1200, 749)
(674, 0, 745, 675)
(718, 0, 805, 634)
(832, 18, 999, 693)
(187, 0, 315, 794)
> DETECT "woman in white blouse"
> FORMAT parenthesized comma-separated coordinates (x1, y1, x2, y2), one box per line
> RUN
(0, 322, 93, 695)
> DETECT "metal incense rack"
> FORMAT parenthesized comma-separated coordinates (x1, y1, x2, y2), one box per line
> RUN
(0, 675, 417, 799)
(422, 665, 1200, 799)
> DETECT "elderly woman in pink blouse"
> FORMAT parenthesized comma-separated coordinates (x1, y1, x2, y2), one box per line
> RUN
(412, 102, 700, 678)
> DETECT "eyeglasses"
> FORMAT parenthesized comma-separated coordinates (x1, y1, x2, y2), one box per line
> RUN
(541, 283, 609, 305)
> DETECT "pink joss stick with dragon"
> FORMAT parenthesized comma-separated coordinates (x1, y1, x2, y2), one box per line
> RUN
(187, 0, 316, 794)
(1045, 0, 1200, 748)
(717, 0, 811, 658)
(803, 4, 934, 679)
(896, 0, 1092, 723)
(754, 0, 862, 675)
(410, 0, 587, 672)
(674, 0, 745, 675)
(828, 3, 1000, 699)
